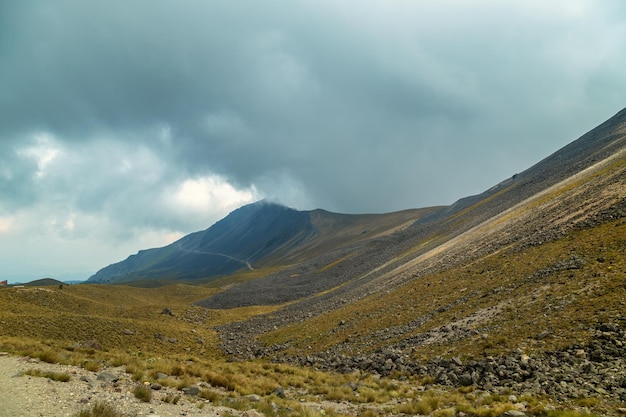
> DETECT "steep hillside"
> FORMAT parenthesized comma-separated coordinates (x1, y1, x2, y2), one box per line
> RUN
(200, 108, 626, 308)
(205, 108, 626, 404)
(88, 200, 435, 284)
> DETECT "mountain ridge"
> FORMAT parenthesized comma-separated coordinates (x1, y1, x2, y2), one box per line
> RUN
(88, 201, 436, 284)
(90, 108, 626, 294)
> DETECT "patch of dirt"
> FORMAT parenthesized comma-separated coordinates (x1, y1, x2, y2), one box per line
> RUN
(0, 354, 231, 417)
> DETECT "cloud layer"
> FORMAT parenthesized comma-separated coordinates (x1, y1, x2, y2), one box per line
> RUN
(1, 0, 625, 281)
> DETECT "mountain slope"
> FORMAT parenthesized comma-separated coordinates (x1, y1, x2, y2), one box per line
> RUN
(204, 108, 626, 381)
(199, 108, 626, 309)
(88, 201, 435, 284)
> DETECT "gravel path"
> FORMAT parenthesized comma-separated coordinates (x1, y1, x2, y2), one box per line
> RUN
(0, 354, 234, 417)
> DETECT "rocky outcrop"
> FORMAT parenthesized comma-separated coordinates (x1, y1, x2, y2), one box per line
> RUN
(273, 322, 626, 403)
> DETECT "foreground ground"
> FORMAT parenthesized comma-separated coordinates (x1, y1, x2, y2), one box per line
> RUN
(1, 348, 624, 417)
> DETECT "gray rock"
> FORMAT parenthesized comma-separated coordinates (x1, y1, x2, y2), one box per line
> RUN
(80, 340, 102, 350)
(273, 386, 286, 398)
(458, 373, 473, 386)
(182, 386, 201, 396)
(96, 372, 118, 382)
(242, 411, 264, 417)
(502, 411, 526, 417)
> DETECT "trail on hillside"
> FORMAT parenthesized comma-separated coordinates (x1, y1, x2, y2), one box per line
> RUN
(177, 244, 254, 270)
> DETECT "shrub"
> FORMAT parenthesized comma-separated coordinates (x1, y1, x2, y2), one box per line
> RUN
(133, 384, 152, 402)
(199, 389, 222, 402)
(396, 400, 433, 415)
(163, 394, 180, 404)
(82, 360, 102, 372)
(204, 371, 236, 391)
(74, 401, 124, 417)
(37, 349, 63, 364)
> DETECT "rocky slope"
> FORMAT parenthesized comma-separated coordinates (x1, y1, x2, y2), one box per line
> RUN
(204, 108, 626, 412)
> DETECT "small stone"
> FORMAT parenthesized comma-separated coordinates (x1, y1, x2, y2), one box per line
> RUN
(156, 372, 169, 380)
(182, 386, 200, 396)
(503, 411, 526, 416)
(242, 411, 264, 417)
(81, 340, 102, 350)
(459, 373, 473, 386)
(273, 386, 286, 398)
(246, 394, 261, 402)
(96, 372, 118, 382)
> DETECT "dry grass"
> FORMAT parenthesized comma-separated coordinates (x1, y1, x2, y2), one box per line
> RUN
(23, 368, 71, 382)
(133, 384, 152, 402)
(1, 200, 623, 417)
(74, 402, 126, 417)
(261, 217, 626, 360)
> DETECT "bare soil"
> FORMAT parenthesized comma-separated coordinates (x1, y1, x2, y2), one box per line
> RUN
(0, 354, 232, 417)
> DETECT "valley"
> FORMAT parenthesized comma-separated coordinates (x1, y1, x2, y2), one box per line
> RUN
(1, 108, 626, 416)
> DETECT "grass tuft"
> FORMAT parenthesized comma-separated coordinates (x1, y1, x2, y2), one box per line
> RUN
(133, 384, 152, 402)
(74, 402, 124, 417)
(23, 368, 71, 382)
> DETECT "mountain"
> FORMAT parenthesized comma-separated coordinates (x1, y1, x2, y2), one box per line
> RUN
(197, 108, 626, 372)
(4, 108, 626, 415)
(88, 200, 436, 284)
(198, 108, 626, 309)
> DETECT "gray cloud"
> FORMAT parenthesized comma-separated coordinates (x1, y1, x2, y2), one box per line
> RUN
(1, 0, 625, 280)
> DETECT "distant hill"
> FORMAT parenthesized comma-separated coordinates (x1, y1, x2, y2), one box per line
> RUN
(23, 278, 67, 287)
(88, 201, 435, 284)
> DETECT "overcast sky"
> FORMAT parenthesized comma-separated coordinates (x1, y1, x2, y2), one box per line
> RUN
(1, 1, 625, 282)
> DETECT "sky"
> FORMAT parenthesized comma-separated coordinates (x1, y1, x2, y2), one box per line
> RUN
(1, 1, 625, 283)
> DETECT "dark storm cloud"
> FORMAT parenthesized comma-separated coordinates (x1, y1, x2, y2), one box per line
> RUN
(1, 0, 626, 280)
